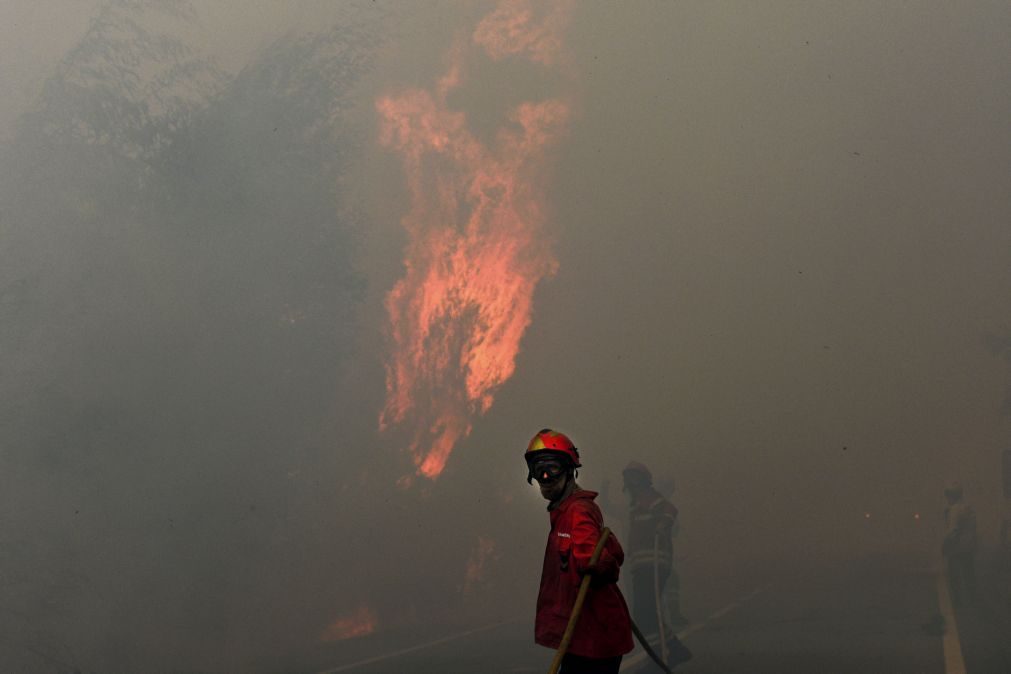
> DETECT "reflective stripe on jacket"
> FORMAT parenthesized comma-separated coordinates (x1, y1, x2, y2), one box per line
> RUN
(535, 490, 634, 658)
(626, 489, 678, 572)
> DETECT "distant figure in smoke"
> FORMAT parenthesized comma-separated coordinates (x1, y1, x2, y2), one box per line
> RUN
(942, 481, 977, 607)
(621, 461, 692, 667)
(654, 475, 689, 631)
(526, 429, 633, 673)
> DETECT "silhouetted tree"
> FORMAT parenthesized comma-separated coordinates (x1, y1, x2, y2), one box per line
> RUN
(0, 1, 379, 669)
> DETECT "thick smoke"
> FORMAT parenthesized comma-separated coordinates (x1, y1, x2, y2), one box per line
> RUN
(0, 1, 380, 670)
(3, 1, 1011, 671)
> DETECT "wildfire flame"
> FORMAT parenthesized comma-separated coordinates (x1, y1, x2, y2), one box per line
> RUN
(378, 0, 574, 479)
(462, 535, 499, 595)
(320, 604, 378, 642)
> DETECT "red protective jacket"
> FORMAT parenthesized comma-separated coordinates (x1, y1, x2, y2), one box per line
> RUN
(535, 489, 634, 658)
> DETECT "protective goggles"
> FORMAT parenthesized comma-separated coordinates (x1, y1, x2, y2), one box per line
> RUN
(529, 458, 567, 484)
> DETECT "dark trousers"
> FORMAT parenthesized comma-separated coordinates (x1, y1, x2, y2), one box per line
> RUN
(631, 567, 667, 638)
(631, 567, 689, 659)
(947, 553, 977, 607)
(560, 653, 622, 674)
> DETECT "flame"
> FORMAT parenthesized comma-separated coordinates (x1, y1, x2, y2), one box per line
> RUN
(473, 0, 573, 66)
(320, 604, 378, 642)
(378, 0, 574, 479)
(462, 536, 499, 595)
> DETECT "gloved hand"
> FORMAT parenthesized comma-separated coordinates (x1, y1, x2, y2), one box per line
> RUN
(580, 563, 612, 588)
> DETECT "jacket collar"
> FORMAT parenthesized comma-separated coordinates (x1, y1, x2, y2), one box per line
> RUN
(549, 487, 598, 514)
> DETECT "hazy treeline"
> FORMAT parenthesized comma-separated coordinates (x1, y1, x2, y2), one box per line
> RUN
(0, 1, 380, 670)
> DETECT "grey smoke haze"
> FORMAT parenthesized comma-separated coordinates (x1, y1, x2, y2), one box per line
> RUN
(1, 1, 1009, 672)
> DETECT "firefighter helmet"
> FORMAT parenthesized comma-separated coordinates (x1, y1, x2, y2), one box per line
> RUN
(525, 428, 580, 468)
(622, 460, 652, 485)
(944, 481, 963, 499)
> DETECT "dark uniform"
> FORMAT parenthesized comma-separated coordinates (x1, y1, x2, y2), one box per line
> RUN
(622, 462, 691, 667)
(943, 483, 977, 607)
(627, 487, 678, 640)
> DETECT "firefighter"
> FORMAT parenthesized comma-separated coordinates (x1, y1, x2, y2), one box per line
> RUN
(622, 461, 692, 667)
(526, 429, 633, 674)
(942, 481, 977, 607)
(654, 475, 688, 631)
(1002, 450, 1011, 609)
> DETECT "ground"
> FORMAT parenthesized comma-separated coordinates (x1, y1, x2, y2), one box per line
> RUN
(302, 551, 1011, 674)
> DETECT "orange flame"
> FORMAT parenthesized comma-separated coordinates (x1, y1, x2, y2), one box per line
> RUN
(462, 535, 499, 595)
(320, 604, 378, 642)
(473, 0, 573, 66)
(378, 1, 574, 479)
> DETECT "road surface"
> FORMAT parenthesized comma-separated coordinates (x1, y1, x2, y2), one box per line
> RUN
(304, 553, 1011, 674)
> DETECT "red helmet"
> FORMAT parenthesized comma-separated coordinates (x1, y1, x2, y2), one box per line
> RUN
(525, 428, 581, 468)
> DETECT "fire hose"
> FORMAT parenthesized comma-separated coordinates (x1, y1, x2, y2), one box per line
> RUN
(653, 532, 670, 665)
(548, 528, 673, 674)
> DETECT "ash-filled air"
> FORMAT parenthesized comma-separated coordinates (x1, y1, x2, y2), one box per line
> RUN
(1, 1, 1009, 672)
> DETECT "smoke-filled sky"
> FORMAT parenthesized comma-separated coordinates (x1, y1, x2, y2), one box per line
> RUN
(2, 1, 1009, 671)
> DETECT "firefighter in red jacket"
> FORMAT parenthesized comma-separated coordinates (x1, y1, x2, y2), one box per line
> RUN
(526, 429, 633, 674)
